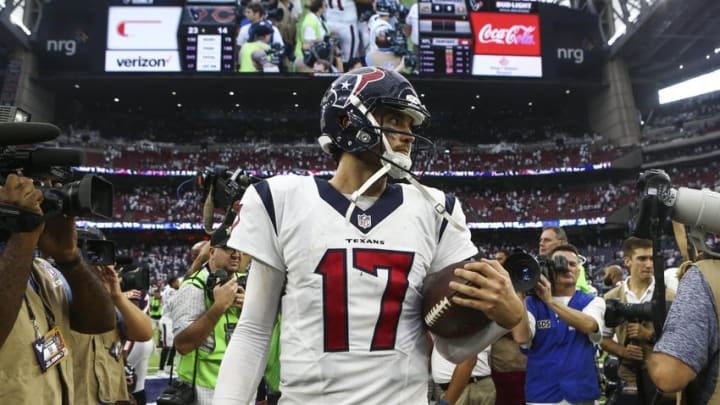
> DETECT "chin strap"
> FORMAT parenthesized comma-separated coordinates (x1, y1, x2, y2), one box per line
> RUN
(341, 95, 466, 232)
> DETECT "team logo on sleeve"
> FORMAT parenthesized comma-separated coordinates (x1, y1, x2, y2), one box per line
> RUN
(357, 213, 372, 229)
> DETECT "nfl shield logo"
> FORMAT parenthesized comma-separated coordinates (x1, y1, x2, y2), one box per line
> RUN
(357, 214, 372, 229)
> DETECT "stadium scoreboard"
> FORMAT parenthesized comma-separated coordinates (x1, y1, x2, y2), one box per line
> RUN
(179, 6, 236, 72)
(418, 0, 542, 77)
(104, 0, 237, 72)
(38, 0, 604, 80)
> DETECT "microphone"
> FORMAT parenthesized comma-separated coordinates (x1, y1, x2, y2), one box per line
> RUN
(0, 123, 61, 145)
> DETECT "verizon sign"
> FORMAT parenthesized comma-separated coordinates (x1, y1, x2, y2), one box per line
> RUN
(470, 12, 541, 56)
(107, 7, 181, 50)
(105, 50, 180, 72)
(106, 6, 182, 72)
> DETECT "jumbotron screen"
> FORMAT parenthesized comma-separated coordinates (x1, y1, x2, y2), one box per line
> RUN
(38, 0, 604, 79)
(418, 0, 541, 76)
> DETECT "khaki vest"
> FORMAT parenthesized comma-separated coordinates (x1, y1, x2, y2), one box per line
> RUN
(604, 280, 675, 387)
(69, 327, 129, 404)
(694, 260, 720, 404)
(490, 333, 527, 373)
(0, 259, 74, 404)
(366, 51, 404, 71)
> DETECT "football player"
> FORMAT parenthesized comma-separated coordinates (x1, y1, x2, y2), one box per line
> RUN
(213, 67, 523, 404)
(324, 0, 368, 66)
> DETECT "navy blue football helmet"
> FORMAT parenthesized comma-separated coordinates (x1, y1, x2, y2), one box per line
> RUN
(375, 0, 398, 15)
(319, 66, 430, 154)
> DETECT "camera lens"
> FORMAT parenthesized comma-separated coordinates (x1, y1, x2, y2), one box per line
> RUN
(504, 252, 541, 293)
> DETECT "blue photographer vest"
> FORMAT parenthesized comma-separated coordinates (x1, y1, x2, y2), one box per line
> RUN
(523, 291, 601, 403)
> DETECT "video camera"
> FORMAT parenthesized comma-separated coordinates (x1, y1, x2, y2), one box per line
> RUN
(196, 166, 260, 235)
(503, 251, 570, 293)
(196, 166, 258, 211)
(265, 42, 285, 66)
(0, 123, 113, 233)
(303, 35, 340, 67)
(77, 227, 116, 266)
(259, 1, 285, 23)
(116, 256, 150, 293)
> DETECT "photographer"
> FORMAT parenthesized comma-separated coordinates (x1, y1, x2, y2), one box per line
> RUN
(0, 174, 115, 404)
(70, 228, 153, 405)
(236, 2, 284, 50)
(647, 257, 720, 404)
(293, 0, 330, 72)
(365, 26, 405, 71)
(601, 237, 675, 405)
(69, 259, 153, 405)
(239, 21, 280, 72)
(512, 244, 605, 404)
(169, 226, 251, 405)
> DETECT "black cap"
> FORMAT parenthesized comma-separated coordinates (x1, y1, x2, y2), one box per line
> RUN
(210, 226, 232, 248)
(250, 21, 273, 40)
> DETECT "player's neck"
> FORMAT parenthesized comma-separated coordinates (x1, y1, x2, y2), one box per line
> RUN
(330, 154, 387, 197)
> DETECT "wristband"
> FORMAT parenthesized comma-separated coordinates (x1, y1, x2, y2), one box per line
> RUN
(438, 400, 452, 405)
(54, 255, 82, 272)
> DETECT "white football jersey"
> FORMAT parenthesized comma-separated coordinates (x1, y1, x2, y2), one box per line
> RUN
(228, 175, 477, 404)
(324, 0, 358, 24)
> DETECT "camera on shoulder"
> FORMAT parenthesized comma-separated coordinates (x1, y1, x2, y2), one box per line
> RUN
(0, 122, 114, 233)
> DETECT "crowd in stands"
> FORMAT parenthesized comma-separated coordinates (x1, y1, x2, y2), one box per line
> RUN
(110, 229, 694, 296)
(645, 91, 720, 130)
(643, 136, 720, 163)
(79, 142, 626, 175)
(109, 180, 636, 224)
(641, 91, 720, 146)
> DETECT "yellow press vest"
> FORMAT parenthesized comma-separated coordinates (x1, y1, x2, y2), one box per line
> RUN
(149, 296, 162, 319)
(69, 326, 129, 404)
(0, 258, 74, 404)
(176, 268, 241, 389)
(294, 13, 323, 61)
(604, 281, 675, 387)
(239, 41, 271, 72)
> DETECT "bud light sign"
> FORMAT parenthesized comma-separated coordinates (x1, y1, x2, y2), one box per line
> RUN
(471, 12, 541, 56)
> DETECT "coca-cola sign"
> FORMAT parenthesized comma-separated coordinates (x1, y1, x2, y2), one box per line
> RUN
(470, 12, 541, 56)
(478, 24, 536, 45)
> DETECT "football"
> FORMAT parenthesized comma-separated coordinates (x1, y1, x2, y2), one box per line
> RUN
(422, 260, 492, 338)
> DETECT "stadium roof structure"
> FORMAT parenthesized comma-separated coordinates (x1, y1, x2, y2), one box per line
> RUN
(607, 0, 720, 87)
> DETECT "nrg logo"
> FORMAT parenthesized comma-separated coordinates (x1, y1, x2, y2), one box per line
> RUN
(557, 39, 594, 64)
(45, 30, 88, 56)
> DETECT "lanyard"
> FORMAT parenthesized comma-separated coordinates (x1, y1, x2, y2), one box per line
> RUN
(24, 277, 58, 340)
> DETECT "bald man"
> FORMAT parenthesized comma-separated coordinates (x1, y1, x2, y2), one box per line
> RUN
(186, 240, 210, 277)
(603, 265, 624, 289)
